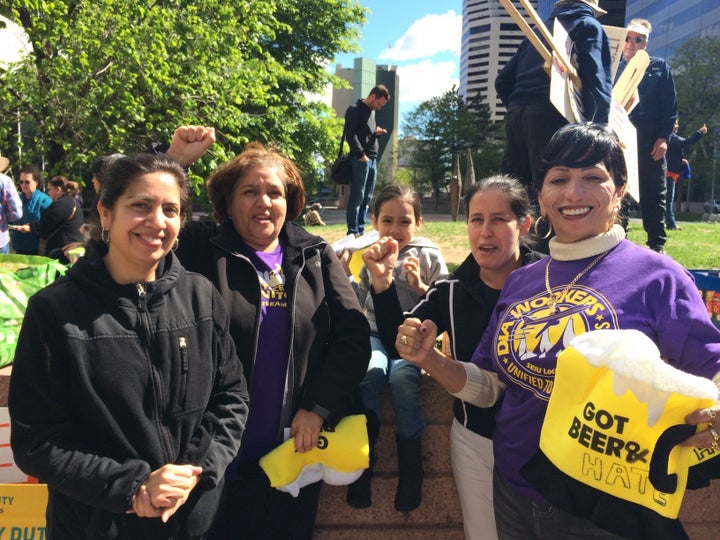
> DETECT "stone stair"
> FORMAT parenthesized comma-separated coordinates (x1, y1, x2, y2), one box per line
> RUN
(314, 374, 464, 538)
(1, 365, 719, 539)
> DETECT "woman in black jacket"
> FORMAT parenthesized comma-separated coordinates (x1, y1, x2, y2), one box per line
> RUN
(369, 176, 544, 539)
(175, 142, 370, 539)
(9, 154, 249, 539)
(13, 175, 84, 263)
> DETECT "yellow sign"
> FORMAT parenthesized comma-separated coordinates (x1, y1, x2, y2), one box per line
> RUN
(0, 483, 47, 534)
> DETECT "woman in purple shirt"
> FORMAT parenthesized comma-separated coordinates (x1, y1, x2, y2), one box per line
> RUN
(394, 123, 720, 539)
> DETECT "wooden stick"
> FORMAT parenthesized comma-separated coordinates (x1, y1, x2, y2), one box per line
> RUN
(499, 0, 581, 87)
(497, 0, 551, 65)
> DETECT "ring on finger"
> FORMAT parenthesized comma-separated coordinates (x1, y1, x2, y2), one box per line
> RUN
(400, 335, 408, 346)
(708, 408, 717, 424)
(710, 427, 720, 451)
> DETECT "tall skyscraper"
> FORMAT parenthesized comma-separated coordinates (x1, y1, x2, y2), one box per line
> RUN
(459, 0, 538, 121)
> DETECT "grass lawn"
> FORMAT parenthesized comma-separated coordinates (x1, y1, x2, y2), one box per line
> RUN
(313, 219, 720, 272)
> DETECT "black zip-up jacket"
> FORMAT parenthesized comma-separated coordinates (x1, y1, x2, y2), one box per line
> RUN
(9, 249, 249, 539)
(177, 220, 370, 435)
(343, 99, 379, 159)
(372, 245, 544, 438)
(29, 194, 84, 254)
(620, 55, 678, 145)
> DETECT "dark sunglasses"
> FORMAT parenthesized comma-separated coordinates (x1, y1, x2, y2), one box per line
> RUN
(19, 180, 32, 185)
(625, 36, 645, 44)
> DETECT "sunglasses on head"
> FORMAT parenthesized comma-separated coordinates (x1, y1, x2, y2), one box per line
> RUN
(625, 36, 645, 44)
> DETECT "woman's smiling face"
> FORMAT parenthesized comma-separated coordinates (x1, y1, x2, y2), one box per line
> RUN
(538, 162, 623, 243)
(99, 171, 182, 283)
(228, 165, 287, 252)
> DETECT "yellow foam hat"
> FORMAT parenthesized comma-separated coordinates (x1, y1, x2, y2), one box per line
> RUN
(259, 414, 369, 497)
(540, 329, 718, 519)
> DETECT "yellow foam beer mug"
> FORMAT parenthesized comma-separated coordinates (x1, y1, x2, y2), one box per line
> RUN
(259, 415, 369, 497)
(539, 329, 718, 519)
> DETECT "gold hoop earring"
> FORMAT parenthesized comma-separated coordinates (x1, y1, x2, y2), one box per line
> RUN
(101, 228, 110, 243)
(534, 215, 553, 240)
(172, 238, 179, 252)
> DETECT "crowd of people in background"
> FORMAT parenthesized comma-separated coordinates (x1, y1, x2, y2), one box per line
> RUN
(3, 3, 720, 540)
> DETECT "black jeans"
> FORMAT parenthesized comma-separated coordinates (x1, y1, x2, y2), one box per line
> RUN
(501, 104, 567, 205)
(493, 469, 626, 540)
(636, 130, 667, 251)
(210, 463, 322, 540)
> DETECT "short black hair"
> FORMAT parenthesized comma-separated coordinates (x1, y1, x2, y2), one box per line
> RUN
(536, 123, 627, 192)
(369, 84, 391, 100)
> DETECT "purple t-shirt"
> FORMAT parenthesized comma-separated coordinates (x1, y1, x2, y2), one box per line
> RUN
(238, 242, 290, 463)
(471, 240, 720, 502)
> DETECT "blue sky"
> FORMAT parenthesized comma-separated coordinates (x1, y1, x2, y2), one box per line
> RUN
(331, 1, 463, 131)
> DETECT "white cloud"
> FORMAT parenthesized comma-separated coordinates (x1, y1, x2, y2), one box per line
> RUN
(397, 60, 458, 102)
(379, 10, 461, 61)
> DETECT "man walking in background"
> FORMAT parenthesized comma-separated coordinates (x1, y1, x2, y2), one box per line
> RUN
(0, 152, 23, 254)
(343, 84, 390, 237)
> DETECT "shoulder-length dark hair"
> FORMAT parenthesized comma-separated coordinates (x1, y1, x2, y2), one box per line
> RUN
(535, 123, 628, 193)
(206, 142, 305, 223)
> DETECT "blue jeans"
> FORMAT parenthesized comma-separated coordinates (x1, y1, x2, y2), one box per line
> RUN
(665, 176, 677, 228)
(359, 334, 424, 441)
(493, 468, 625, 539)
(0, 243, 9, 254)
(346, 157, 377, 235)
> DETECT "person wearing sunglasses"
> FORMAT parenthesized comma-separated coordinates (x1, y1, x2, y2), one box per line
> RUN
(9, 165, 52, 255)
(615, 18, 678, 254)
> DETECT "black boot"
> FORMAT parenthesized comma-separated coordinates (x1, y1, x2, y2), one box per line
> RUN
(346, 464, 373, 508)
(394, 436, 423, 512)
(346, 409, 379, 509)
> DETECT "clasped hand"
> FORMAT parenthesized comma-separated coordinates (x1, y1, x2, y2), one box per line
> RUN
(129, 463, 202, 523)
(395, 318, 438, 368)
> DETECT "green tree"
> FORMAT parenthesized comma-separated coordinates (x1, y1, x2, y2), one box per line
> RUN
(670, 35, 720, 202)
(0, 0, 365, 200)
(402, 87, 494, 208)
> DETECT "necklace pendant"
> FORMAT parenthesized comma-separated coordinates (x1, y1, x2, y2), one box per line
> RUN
(547, 297, 557, 314)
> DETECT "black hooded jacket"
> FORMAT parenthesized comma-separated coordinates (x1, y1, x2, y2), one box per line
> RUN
(177, 220, 370, 436)
(9, 249, 249, 539)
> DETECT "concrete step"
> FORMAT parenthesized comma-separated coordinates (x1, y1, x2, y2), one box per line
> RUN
(315, 376, 463, 536)
(316, 475, 462, 529)
(314, 525, 464, 540)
